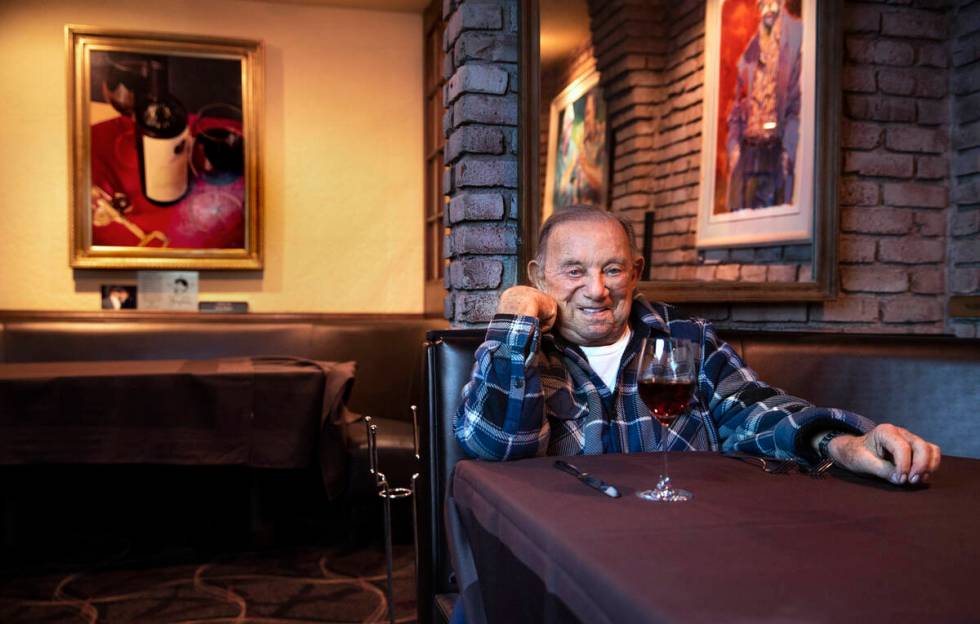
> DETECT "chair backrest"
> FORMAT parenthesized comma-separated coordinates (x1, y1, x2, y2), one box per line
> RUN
(415, 328, 485, 624)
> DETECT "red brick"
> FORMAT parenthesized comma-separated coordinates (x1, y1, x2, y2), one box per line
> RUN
(839, 235, 877, 263)
(915, 155, 947, 180)
(882, 182, 947, 208)
(740, 265, 767, 282)
(878, 238, 946, 263)
(813, 297, 879, 323)
(910, 267, 944, 294)
(881, 10, 947, 40)
(844, 151, 914, 177)
(843, 66, 877, 93)
(841, 120, 883, 149)
(881, 297, 943, 323)
(840, 178, 881, 206)
(844, 4, 881, 33)
(841, 266, 909, 293)
(876, 68, 915, 96)
(917, 99, 948, 124)
(846, 95, 916, 123)
(715, 264, 740, 281)
(917, 42, 948, 68)
(767, 265, 799, 282)
(454, 157, 517, 188)
(841, 206, 914, 234)
(885, 127, 946, 153)
(914, 211, 946, 236)
(731, 304, 808, 322)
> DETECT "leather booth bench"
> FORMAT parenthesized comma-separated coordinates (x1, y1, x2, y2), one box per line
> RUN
(0, 311, 446, 505)
(416, 327, 980, 624)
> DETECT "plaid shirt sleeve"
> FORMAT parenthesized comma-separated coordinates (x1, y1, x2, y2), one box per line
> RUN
(454, 314, 550, 461)
(701, 322, 877, 461)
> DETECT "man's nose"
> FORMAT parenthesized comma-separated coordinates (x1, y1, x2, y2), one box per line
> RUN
(583, 271, 608, 299)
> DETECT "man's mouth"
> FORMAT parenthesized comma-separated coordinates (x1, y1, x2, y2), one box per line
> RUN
(579, 306, 611, 317)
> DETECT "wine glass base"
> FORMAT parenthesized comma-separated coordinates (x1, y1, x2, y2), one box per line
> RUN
(636, 487, 693, 502)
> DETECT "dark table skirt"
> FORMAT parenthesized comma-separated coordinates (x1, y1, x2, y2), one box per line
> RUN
(0, 357, 356, 496)
(451, 452, 980, 624)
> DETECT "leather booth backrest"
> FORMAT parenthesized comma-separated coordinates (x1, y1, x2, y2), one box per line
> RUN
(726, 332, 980, 459)
(0, 316, 446, 424)
(417, 328, 485, 621)
(416, 327, 979, 623)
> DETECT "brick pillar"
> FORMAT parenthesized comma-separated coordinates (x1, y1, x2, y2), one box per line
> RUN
(950, 0, 980, 337)
(442, 0, 520, 326)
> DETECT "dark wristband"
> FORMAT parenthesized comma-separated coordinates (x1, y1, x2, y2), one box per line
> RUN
(818, 430, 846, 459)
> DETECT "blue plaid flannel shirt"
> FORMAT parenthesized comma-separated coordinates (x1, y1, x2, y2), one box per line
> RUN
(454, 295, 875, 462)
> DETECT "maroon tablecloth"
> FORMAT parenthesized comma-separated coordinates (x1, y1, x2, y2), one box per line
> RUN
(0, 357, 356, 497)
(450, 452, 980, 624)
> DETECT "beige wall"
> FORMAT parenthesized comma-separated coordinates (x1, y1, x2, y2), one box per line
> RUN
(0, 0, 424, 313)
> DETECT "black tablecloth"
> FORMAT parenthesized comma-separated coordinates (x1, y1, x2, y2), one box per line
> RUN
(0, 357, 357, 497)
(450, 452, 980, 624)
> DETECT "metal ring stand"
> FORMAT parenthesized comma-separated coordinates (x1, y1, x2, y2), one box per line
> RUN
(365, 406, 420, 624)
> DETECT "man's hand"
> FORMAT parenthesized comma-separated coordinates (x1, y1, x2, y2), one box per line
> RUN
(497, 286, 558, 334)
(827, 424, 941, 485)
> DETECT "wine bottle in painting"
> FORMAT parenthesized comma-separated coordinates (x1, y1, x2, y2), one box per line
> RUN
(135, 58, 189, 205)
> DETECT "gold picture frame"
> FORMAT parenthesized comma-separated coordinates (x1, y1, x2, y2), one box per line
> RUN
(66, 25, 263, 270)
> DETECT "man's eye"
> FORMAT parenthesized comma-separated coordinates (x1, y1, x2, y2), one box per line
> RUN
(605, 267, 623, 277)
(566, 268, 583, 278)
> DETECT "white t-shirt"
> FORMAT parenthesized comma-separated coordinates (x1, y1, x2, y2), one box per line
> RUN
(579, 327, 632, 393)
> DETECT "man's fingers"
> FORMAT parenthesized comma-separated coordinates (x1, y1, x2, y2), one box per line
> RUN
(873, 425, 912, 484)
(904, 433, 932, 483)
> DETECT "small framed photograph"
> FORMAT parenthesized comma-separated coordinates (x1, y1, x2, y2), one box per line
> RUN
(67, 26, 263, 269)
(100, 284, 138, 310)
(138, 271, 199, 311)
(543, 69, 609, 221)
(696, 0, 819, 249)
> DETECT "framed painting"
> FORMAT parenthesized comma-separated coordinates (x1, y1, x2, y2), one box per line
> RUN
(696, 0, 816, 249)
(543, 69, 608, 221)
(67, 26, 263, 269)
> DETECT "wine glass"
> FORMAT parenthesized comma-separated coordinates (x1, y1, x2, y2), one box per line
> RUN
(636, 336, 698, 502)
(190, 103, 245, 186)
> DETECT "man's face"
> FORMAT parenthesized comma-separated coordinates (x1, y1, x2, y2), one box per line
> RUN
(531, 219, 642, 347)
(759, 0, 780, 29)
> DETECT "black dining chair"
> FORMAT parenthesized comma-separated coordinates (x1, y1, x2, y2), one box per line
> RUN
(414, 329, 485, 624)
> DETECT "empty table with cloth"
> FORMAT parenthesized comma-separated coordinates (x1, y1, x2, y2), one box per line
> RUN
(0, 357, 356, 498)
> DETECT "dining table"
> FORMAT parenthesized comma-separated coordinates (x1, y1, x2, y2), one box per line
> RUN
(448, 451, 980, 623)
(0, 356, 356, 497)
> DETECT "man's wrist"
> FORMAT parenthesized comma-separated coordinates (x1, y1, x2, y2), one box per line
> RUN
(816, 430, 848, 459)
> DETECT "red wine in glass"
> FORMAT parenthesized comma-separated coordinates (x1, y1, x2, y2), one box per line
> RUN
(636, 337, 697, 502)
(638, 379, 694, 425)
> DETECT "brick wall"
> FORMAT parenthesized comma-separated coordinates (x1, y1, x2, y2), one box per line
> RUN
(950, 0, 980, 337)
(442, 0, 520, 325)
(591, 0, 966, 335)
(445, 0, 975, 335)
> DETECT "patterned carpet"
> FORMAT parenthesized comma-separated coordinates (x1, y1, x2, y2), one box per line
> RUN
(0, 543, 416, 624)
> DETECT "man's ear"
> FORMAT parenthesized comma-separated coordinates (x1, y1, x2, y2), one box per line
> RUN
(528, 259, 545, 290)
(632, 255, 645, 281)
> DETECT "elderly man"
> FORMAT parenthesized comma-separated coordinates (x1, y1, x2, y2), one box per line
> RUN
(455, 206, 941, 485)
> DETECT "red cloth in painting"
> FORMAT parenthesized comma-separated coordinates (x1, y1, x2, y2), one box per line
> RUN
(90, 115, 245, 249)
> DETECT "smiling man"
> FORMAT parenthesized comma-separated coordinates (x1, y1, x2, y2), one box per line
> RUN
(454, 205, 941, 486)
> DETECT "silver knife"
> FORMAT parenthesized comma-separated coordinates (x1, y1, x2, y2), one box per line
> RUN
(553, 460, 621, 498)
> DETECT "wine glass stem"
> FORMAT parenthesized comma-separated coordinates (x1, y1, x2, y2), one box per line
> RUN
(662, 448, 670, 492)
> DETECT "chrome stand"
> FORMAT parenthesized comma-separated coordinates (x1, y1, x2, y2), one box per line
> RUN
(365, 407, 420, 624)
